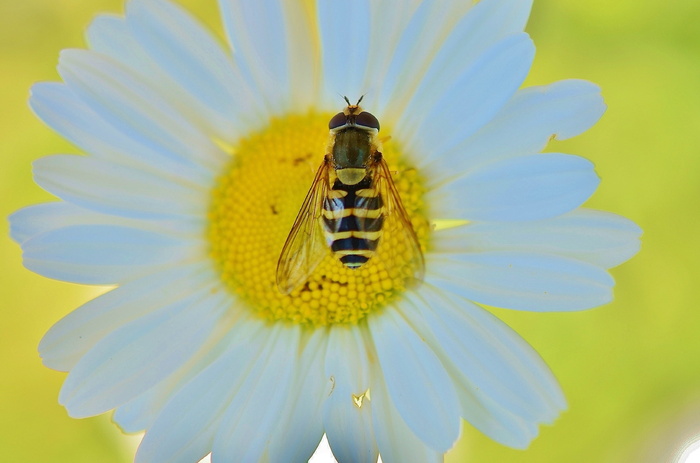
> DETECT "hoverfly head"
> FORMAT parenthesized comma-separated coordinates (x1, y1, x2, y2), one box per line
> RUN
(329, 95, 379, 132)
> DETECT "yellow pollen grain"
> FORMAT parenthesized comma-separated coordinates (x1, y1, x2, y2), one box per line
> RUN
(208, 112, 430, 327)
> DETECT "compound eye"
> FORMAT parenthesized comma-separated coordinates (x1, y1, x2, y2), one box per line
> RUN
(328, 112, 347, 130)
(354, 111, 380, 131)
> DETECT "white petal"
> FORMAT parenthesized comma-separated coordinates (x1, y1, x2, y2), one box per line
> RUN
(135, 318, 268, 463)
(317, 0, 371, 109)
(323, 325, 378, 463)
(396, 33, 535, 164)
(278, 1, 321, 110)
(452, 295, 567, 409)
(368, 309, 461, 452)
(29, 83, 214, 186)
(59, 289, 227, 417)
(370, 363, 442, 463)
(10, 199, 202, 245)
(9, 202, 72, 245)
(89, 13, 241, 141)
(212, 326, 300, 462)
(423, 80, 607, 184)
(39, 262, 216, 371)
(368, 0, 476, 121)
(403, 287, 566, 448)
(113, 303, 240, 433)
(87, 14, 155, 72)
(33, 154, 207, 220)
(423, 0, 532, 85)
(267, 330, 328, 463)
(219, 0, 318, 115)
(359, 0, 422, 112)
(434, 209, 642, 269)
(58, 49, 228, 174)
(112, 383, 162, 433)
(125, 0, 261, 140)
(9, 202, 120, 244)
(21, 224, 199, 285)
(383, 0, 530, 124)
(428, 153, 600, 222)
(427, 252, 614, 311)
(514, 80, 606, 141)
(360, 0, 442, 113)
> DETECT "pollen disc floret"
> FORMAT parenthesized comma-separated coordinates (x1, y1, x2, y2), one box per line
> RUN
(208, 112, 430, 326)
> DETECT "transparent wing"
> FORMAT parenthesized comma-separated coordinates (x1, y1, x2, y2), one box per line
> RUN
(372, 155, 425, 286)
(276, 159, 332, 295)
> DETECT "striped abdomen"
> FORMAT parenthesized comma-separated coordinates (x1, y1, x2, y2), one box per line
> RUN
(322, 177, 384, 268)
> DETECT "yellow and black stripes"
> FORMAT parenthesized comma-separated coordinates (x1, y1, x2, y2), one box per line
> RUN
(322, 176, 384, 268)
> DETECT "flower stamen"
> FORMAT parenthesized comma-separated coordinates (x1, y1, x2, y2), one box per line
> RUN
(208, 112, 430, 326)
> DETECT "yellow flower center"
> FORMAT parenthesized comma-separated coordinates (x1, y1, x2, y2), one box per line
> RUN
(208, 112, 430, 327)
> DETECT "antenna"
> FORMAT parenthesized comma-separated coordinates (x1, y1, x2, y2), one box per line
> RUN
(341, 95, 365, 107)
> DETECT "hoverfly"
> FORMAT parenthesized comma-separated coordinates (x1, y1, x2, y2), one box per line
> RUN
(276, 96, 425, 295)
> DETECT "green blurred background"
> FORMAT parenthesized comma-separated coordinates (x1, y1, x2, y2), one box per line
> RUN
(1, 0, 698, 461)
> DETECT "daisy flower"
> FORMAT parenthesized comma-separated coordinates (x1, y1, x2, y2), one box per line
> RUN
(11, 0, 641, 462)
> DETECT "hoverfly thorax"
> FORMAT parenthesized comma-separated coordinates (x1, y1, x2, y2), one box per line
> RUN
(328, 97, 381, 186)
